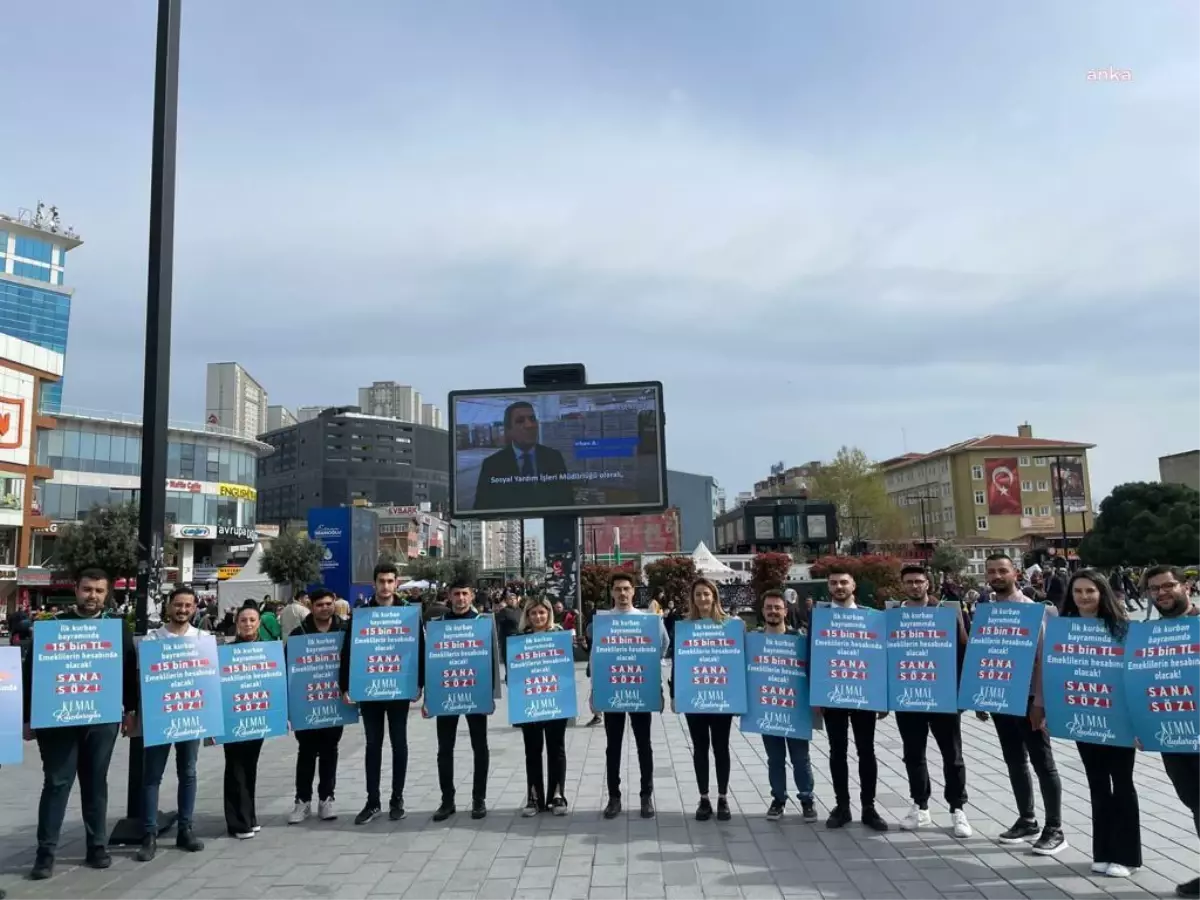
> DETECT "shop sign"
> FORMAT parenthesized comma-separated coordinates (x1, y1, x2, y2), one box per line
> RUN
(167, 479, 203, 494)
(216, 525, 257, 542)
(218, 483, 257, 502)
(171, 524, 216, 540)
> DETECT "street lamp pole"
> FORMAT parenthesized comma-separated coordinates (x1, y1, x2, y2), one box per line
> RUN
(1053, 455, 1070, 565)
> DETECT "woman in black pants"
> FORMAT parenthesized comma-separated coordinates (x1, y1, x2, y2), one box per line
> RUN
(515, 596, 569, 816)
(1061, 570, 1141, 878)
(223, 603, 269, 839)
(672, 578, 735, 821)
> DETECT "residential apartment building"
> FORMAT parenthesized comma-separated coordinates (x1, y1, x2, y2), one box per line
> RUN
(753, 461, 820, 499)
(266, 405, 296, 431)
(1159, 450, 1199, 492)
(205, 362, 268, 439)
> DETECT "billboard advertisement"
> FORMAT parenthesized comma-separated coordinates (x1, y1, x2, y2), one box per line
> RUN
(308, 508, 377, 599)
(1051, 456, 1088, 514)
(581, 509, 681, 556)
(449, 381, 667, 519)
(985, 457, 1022, 516)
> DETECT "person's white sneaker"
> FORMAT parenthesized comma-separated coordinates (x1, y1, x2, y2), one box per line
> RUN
(951, 809, 973, 838)
(1091, 862, 1110, 875)
(252, 825, 261, 833)
(234, 831, 254, 840)
(1105, 864, 1136, 878)
(318, 799, 337, 821)
(288, 801, 311, 825)
(901, 805, 933, 830)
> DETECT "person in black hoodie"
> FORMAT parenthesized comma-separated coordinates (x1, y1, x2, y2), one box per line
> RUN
(286, 588, 347, 825)
(222, 602, 268, 839)
(338, 562, 424, 825)
(22, 568, 138, 881)
(423, 579, 501, 821)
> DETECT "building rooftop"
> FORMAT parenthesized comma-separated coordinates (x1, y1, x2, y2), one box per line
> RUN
(881, 434, 1094, 469)
(54, 407, 274, 454)
(0, 204, 83, 250)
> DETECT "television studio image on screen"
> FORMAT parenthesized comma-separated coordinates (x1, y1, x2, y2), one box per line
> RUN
(449, 381, 666, 518)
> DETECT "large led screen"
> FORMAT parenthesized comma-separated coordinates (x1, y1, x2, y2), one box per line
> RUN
(449, 381, 667, 519)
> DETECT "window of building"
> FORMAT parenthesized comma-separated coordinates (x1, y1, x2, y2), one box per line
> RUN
(974, 490, 985, 505)
(14, 236, 53, 263)
(1032, 456, 1047, 466)
(976, 516, 988, 531)
(1023, 506, 1034, 516)
(1019, 456, 1031, 467)
(971, 465, 983, 480)
(1036, 480, 1049, 492)
(12, 261, 51, 282)
(1039, 505, 1051, 516)
(1021, 481, 1032, 492)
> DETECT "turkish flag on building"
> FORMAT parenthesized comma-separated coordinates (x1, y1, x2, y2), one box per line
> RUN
(985, 457, 1022, 516)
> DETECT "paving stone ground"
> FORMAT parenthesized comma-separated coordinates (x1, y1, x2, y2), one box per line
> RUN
(0, 665, 1194, 899)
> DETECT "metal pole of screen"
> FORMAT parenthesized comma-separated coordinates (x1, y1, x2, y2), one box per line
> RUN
(1054, 456, 1070, 569)
(111, 0, 182, 846)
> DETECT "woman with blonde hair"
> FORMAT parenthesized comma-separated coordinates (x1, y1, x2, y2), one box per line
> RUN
(333, 597, 351, 620)
(515, 595, 570, 817)
(670, 578, 736, 821)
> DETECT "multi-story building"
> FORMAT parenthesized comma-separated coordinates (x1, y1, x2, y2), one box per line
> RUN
(582, 509, 681, 562)
(373, 504, 455, 562)
(256, 406, 450, 524)
(357, 382, 420, 422)
(1159, 450, 1199, 492)
(205, 362, 268, 439)
(523, 535, 542, 570)
(296, 406, 328, 423)
(266, 405, 296, 432)
(0, 204, 83, 413)
(478, 520, 521, 572)
(713, 497, 839, 556)
(419, 402, 443, 430)
(753, 461, 821, 499)
(881, 423, 1095, 563)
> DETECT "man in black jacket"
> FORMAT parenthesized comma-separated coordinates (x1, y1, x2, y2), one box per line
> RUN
(286, 588, 346, 825)
(339, 562, 424, 825)
(22, 568, 138, 881)
(472, 401, 575, 512)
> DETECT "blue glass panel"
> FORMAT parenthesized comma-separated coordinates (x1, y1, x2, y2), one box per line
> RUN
(13, 237, 53, 262)
(13, 261, 51, 282)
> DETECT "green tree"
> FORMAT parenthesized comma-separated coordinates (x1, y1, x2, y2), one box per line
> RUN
(1079, 482, 1199, 567)
(928, 543, 969, 576)
(404, 556, 479, 586)
(260, 530, 325, 593)
(750, 552, 792, 599)
(55, 503, 141, 581)
(644, 556, 698, 604)
(806, 446, 907, 549)
(580, 563, 618, 610)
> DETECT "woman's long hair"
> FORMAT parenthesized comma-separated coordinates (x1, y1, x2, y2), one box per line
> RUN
(517, 595, 556, 632)
(687, 578, 729, 623)
(1063, 568, 1128, 641)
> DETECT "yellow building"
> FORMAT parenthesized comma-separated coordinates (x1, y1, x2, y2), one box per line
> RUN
(880, 423, 1094, 574)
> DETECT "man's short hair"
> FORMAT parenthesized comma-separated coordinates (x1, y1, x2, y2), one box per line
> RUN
(77, 567, 109, 585)
(1144, 564, 1184, 584)
(503, 401, 536, 431)
(825, 563, 853, 577)
(310, 588, 336, 604)
(609, 572, 636, 590)
(900, 565, 929, 579)
(985, 553, 1013, 566)
(760, 589, 786, 605)
(373, 561, 400, 580)
(448, 578, 474, 592)
(167, 586, 196, 604)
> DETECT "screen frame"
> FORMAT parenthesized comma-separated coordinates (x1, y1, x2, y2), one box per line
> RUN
(447, 379, 668, 520)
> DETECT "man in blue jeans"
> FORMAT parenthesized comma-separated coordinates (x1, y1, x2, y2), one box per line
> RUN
(758, 591, 818, 822)
(136, 587, 206, 862)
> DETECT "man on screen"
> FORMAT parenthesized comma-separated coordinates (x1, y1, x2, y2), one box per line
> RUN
(473, 401, 575, 511)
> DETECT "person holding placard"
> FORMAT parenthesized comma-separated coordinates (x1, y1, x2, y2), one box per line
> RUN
(222, 603, 269, 840)
(515, 595, 570, 817)
(22, 569, 138, 882)
(670, 578, 737, 822)
(136, 587, 207, 862)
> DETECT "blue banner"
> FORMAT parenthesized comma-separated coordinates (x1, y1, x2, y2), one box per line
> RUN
(957, 602, 1045, 715)
(348, 606, 422, 702)
(1124, 618, 1200, 754)
(1042, 618, 1134, 747)
(886, 606, 959, 714)
(425, 617, 495, 716)
(139, 634, 225, 747)
(507, 631, 578, 725)
(809, 606, 888, 712)
(740, 631, 812, 739)
(591, 614, 663, 713)
(217, 641, 289, 744)
(286, 632, 359, 731)
(673, 619, 748, 715)
(0, 646, 23, 763)
(31, 619, 125, 730)
(308, 507, 352, 599)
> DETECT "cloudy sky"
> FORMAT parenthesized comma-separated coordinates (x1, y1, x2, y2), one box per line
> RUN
(3, 1, 1196, 502)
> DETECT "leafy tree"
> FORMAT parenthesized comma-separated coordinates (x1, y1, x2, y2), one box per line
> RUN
(580, 563, 618, 610)
(55, 502, 141, 581)
(403, 556, 479, 586)
(806, 446, 907, 548)
(928, 543, 968, 576)
(404, 558, 441, 583)
(750, 552, 792, 600)
(1079, 482, 1199, 567)
(260, 529, 325, 593)
(644, 556, 698, 604)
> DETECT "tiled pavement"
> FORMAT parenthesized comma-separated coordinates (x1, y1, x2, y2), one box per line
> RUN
(0, 665, 1195, 900)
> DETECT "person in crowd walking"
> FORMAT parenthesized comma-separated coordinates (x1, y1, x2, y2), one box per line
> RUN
(1061, 570, 1140, 878)
(278, 591, 310, 646)
(589, 572, 670, 819)
(222, 603, 268, 839)
(258, 600, 282, 642)
(22, 569, 137, 881)
(425, 580, 499, 822)
(671, 578, 735, 822)
(340, 562, 423, 825)
(288, 589, 346, 824)
(137, 587, 206, 862)
(894, 565, 973, 838)
(514, 595, 570, 816)
(986, 553, 1067, 856)
(756, 590, 818, 823)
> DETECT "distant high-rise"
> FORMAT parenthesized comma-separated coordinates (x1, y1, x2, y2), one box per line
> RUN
(420, 402, 443, 429)
(296, 405, 328, 423)
(358, 381, 419, 422)
(206, 362, 268, 438)
(266, 405, 297, 432)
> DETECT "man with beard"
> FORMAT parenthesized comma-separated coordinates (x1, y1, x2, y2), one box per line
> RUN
(894, 566, 972, 837)
(1144, 565, 1199, 899)
(985, 554, 1066, 856)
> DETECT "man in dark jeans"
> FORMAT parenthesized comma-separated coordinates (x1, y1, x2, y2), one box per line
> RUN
(21, 569, 138, 881)
(985, 554, 1067, 856)
(340, 562, 424, 825)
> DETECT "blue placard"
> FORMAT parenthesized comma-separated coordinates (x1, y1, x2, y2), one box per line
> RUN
(507, 631, 578, 725)
(673, 619, 748, 715)
(1042, 618, 1134, 747)
(886, 606, 959, 714)
(957, 602, 1045, 715)
(348, 606, 421, 702)
(809, 606, 888, 712)
(139, 634, 225, 747)
(591, 614, 663, 713)
(286, 632, 359, 731)
(740, 631, 812, 739)
(0, 646, 24, 763)
(1125, 618, 1200, 754)
(31, 619, 125, 730)
(425, 616, 495, 716)
(217, 641, 289, 744)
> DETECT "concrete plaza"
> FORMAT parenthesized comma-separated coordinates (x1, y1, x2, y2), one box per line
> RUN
(0, 667, 1194, 900)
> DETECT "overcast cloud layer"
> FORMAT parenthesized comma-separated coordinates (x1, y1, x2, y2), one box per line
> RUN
(2, 0, 1196, 502)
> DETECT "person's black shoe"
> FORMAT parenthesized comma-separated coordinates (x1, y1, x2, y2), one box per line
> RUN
(176, 827, 204, 853)
(695, 798, 713, 821)
(826, 806, 852, 829)
(29, 852, 54, 880)
(135, 835, 157, 863)
(716, 798, 731, 821)
(389, 798, 406, 821)
(1176, 876, 1200, 898)
(640, 796, 655, 819)
(603, 797, 622, 819)
(432, 801, 456, 822)
(861, 807, 889, 832)
(471, 800, 487, 820)
(586, 715, 602, 727)
(766, 800, 785, 821)
(997, 817, 1040, 844)
(975, 711, 990, 722)
(802, 800, 818, 822)
(354, 802, 382, 825)
(85, 847, 112, 869)
(1030, 826, 1067, 856)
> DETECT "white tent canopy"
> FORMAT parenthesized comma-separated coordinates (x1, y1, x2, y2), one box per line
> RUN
(691, 542, 736, 579)
(398, 579, 430, 591)
(217, 542, 278, 613)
